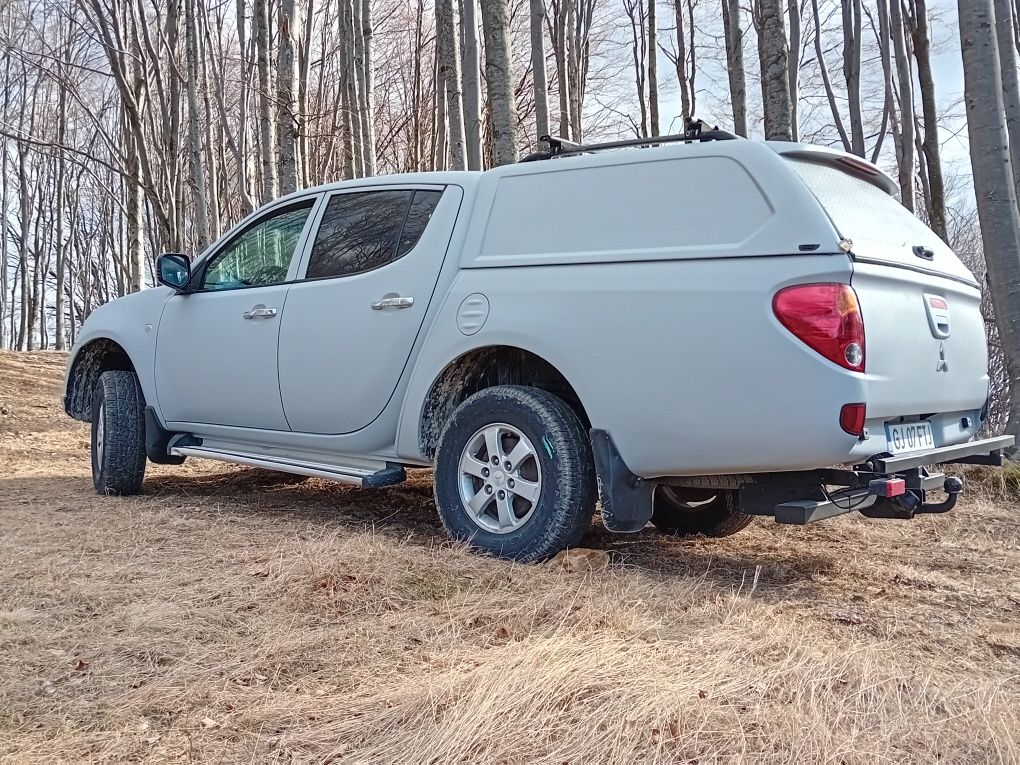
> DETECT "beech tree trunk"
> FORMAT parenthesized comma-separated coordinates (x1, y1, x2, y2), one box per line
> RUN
(463, 0, 483, 168)
(959, 0, 1020, 441)
(721, 0, 746, 136)
(360, 0, 376, 175)
(438, 0, 467, 169)
(842, 0, 864, 155)
(756, 0, 792, 140)
(255, 0, 277, 200)
(994, 0, 1020, 203)
(531, 0, 550, 141)
(277, 0, 299, 193)
(889, 0, 914, 210)
(185, 0, 210, 248)
(910, 0, 947, 240)
(787, 0, 800, 141)
(480, 0, 518, 164)
(648, 0, 659, 135)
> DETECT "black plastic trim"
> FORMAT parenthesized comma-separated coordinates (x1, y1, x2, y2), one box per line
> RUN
(362, 463, 407, 488)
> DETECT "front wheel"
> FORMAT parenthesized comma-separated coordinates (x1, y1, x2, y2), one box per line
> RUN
(650, 487, 752, 538)
(433, 385, 597, 562)
(91, 370, 147, 496)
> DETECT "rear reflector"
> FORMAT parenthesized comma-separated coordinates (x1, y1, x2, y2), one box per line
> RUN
(869, 477, 906, 497)
(840, 403, 867, 436)
(773, 283, 866, 372)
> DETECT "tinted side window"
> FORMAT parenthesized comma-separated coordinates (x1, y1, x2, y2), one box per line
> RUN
(201, 202, 313, 291)
(307, 191, 410, 279)
(397, 190, 443, 256)
(306, 189, 444, 279)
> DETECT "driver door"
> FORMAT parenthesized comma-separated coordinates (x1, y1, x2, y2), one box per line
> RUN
(155, 198, 318, 430)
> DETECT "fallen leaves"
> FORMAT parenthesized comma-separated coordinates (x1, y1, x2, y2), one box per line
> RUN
(547, 548, 611, 573)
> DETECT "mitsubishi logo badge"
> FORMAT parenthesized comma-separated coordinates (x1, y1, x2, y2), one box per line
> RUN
(936, 343, 949, 373)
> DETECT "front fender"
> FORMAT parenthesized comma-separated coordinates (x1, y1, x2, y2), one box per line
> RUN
(64, 288, 173, 419)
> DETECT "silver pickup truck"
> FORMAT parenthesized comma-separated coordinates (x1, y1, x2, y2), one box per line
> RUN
(63, 127, 1013, 561)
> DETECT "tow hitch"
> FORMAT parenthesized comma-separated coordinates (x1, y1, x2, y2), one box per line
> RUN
(755, 466, 966, 524)
(732, 435, 1011, 525)
(858, 473, 964, 519)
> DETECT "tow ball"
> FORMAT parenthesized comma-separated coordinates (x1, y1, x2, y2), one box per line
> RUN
(860, 475, 964, 519)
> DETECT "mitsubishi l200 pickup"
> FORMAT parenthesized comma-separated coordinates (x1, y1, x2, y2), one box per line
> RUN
(64, 125, 1014, 561)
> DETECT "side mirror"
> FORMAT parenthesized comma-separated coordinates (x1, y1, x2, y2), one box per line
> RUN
(156, 253, 192, 291)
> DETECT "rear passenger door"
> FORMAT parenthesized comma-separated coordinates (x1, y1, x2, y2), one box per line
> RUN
(278, 185, 461, 434)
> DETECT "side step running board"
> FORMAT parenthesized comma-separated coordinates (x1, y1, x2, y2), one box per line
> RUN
(169, 445, 406, 488)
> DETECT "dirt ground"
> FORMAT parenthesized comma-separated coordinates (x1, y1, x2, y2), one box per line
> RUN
(1, 350, 1018, 764)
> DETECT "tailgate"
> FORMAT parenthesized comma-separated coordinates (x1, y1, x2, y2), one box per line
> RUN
(783, 150, 989, 427)
(851, 258, 988, 419)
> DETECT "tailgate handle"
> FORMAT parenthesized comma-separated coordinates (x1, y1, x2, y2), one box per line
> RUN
(913, 245, 934, 260)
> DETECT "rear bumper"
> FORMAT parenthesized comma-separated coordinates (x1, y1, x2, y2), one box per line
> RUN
(860, 435, 1014, 473)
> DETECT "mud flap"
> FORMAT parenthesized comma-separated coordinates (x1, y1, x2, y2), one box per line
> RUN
(590, 429, 655, 532)
(144, 406, 187, 465)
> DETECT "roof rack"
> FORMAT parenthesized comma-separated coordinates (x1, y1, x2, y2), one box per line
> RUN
(519, 119, 740, 162)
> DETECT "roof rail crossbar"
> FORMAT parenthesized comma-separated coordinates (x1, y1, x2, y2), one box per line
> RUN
(520, 119, 739, 162)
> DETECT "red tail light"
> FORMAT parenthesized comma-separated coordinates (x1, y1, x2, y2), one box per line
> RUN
(839, 403, 867, 436)
(773, 283, 865, 372)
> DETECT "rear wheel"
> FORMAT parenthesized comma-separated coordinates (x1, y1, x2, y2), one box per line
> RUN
(650, 487, 752, 538)
(433, 385, 597, 562)
(91, 370, 147, 496)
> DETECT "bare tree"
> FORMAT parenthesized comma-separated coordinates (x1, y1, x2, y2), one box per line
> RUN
(889, 0, 914, 210)
(360, 0, 376, 175)
(531, 0, 551, 141)
(438, 0, 467, 169)
(908, 0, 947, 240)
(278, 0, 300, 193)
(787, 0, 801, 141)
(463, 0, 484, 167)
(994, 0, 1020, 202)
(721, 0, 746, 136)
(959, 0, 1020, 441)
(648, 0, 659, 135)
(480, 0, 518, 164)
(255, 0, 278, 200)
(185, 0, 210, 246)
(755, 0, 792, 140)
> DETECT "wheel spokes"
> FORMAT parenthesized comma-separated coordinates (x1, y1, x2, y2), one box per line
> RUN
(507, 476, 540, 503)
(495, 493, 518, 530)
(504, 439, 533, 471)
(462, 454, 490, 479)
(482, 425, 503, 465)
(458, 422, 543, 535)
(467, 485, 494, 515)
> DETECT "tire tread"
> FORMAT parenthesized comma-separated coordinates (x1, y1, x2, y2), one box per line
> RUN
(92, 370, 146, 496)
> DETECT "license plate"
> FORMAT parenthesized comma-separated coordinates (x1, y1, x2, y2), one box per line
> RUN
(885, 421, 936, 453)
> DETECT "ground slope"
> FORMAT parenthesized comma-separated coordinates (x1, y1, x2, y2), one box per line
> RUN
(0, 350, 1018, 763)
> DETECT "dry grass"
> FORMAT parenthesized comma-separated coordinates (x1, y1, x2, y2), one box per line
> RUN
(1, 350, 1019, 764)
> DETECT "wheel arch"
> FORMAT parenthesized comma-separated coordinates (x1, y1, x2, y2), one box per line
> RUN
(65, 337, 140, 421)
(417, 345, 591, 459)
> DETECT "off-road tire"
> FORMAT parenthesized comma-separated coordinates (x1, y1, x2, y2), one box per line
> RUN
(434, 385, 597, 562)
(650, 487, 753, 538)
(91, 370, 146, 496)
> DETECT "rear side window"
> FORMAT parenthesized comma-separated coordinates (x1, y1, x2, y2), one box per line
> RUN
(787, 158, 938, 248)
(306, 189, 442, 279)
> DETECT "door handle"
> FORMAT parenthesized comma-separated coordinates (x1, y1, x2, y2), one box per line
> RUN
(242, 305, 278, 319)
(371, 295, 414, 310)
